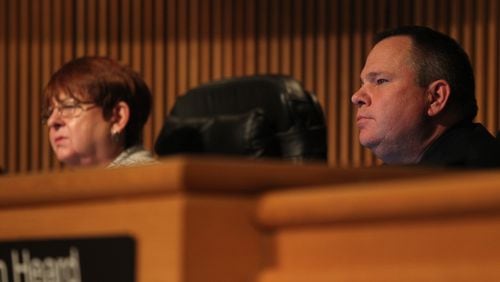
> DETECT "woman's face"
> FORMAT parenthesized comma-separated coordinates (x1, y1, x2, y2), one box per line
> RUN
(46, 93, 116, 167)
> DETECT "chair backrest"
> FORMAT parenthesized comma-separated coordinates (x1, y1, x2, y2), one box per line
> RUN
(154, 75, 327, 162)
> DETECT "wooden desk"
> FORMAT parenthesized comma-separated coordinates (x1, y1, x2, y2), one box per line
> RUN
(257, 169, 500, 282)
(1, 156, 496, 281)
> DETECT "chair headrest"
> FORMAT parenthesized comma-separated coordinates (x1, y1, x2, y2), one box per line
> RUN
(171, 75, 310, 131)
(155, 75, 327, 161)
(155, 108, 279, 157)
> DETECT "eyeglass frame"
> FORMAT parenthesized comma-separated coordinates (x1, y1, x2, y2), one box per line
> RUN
(42, 101, 98, 124)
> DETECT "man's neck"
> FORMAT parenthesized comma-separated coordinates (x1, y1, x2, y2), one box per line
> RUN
(413, 124, 449, 163)
(380, 123, 450, 165)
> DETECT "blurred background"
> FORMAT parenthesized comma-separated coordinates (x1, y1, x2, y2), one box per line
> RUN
(0, 0, 498, 174)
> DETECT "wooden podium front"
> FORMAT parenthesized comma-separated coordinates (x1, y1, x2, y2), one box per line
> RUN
(0, 157, 499, 281)
(257, 168, 500, 282)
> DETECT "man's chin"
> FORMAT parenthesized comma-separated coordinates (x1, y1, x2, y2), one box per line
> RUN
(359, 135, 379, 150)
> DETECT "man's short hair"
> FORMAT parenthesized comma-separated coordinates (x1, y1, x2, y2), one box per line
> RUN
(374, 26, 477, 122)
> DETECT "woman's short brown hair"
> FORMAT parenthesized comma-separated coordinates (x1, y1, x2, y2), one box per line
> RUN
(43, 56, 152, 148)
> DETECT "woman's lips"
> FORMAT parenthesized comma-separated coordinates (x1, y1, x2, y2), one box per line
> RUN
(53, 136, 67, 145)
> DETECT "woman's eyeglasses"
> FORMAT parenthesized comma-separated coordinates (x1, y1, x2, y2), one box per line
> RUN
(42, 102, 97, 124)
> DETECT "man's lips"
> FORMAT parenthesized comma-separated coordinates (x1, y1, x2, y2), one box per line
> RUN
(356, 115, 371, 122)
(356, 115, 372, 127)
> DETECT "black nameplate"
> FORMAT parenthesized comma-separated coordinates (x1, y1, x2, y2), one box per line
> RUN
(0, 236, 135, 282)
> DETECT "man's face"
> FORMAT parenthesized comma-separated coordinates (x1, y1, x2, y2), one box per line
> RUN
(351, 36, 430, 164)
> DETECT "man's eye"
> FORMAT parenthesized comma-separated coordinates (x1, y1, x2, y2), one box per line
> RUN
(376, 78, 388, 85)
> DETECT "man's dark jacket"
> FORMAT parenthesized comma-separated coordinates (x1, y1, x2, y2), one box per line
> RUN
(419, 121, 500, 168)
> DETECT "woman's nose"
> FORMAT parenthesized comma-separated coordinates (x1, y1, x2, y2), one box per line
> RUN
(46, 109, 64, 129)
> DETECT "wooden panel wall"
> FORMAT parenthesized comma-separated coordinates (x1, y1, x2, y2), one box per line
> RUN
(0, 0, 499, 174)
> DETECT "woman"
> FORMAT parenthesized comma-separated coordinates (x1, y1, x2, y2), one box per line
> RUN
(42, 56, 157, 168)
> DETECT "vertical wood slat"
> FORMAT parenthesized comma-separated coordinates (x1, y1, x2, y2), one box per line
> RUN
(109, 0, 120, 59)
(339, 0, 352, 167)
(19, 0, 29, 172)
(350, 0, 361, 167)
(63, 1, 74, 71)
(30, 0, 41, 171)
(166, 0, 177, 111)
(362, 0, 375, 167)
(40, 0, 52, 170)
(463, 0, 475, 62)
(0, 0, 6, 171)
(153, 0, 166, 135)
(414, 0, 424, 26)
(0, 0, 499, 174)
(52, 0, 63, 171)
(487, 0, 499, 133)
(211, 0, 223, 79)
(280, 0, 292, 76)
(244, 0, 255, 75)
(131, 0, 142, 73)
(176, 0, 188, 95)
(426, 0, 437, 28)
(222, 0, 233, 77)
(256, 0, 268, 74)
(400, 0, 413, 26)
(326, 0, 340, 166)
(143, 0, 154, 149)
(86, 0, 96, 55)
(498, 1, 500, 133)
(188, 0, 200, 88)
(75, 0, 85, 57)
(120, 0, 131, 64)
(97, 0, 107, 56)
(475, 0, 486, 124)
(199, 0, 211, 82)
(291, 0, 303, 81)
(53, 20, 62, 170)
(303, 0, 315, 92)
(437, 0, 449, 33)
(53, 0, 62, 65)
(7, 0, 19, 172)
(314, 0, 326, 108)
(449, 0, 461, 41)
(269, 0, 279, 74)
(233, 0, 245, 76)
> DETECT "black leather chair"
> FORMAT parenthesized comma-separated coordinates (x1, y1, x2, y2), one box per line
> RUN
(154, 75, 327, 162)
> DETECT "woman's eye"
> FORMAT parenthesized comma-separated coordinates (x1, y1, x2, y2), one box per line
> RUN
(61, 105, 77, 113)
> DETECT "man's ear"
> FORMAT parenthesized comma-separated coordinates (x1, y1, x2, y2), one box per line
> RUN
(426, 80, 451, 117)
(110, 101, 130, 134)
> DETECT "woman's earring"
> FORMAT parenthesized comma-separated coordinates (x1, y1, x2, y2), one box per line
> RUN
(111, 131, 121, 143)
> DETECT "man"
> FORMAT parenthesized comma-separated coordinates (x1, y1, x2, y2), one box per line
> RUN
(351, 26, 500, 167)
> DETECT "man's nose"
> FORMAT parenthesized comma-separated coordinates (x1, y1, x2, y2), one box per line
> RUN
(351, 86, 370, 107)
